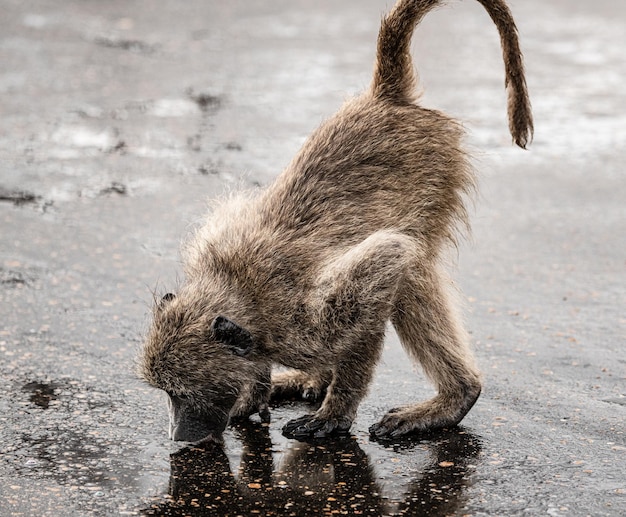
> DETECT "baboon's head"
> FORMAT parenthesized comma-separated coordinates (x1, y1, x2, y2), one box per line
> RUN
(138, 292, 260, 444)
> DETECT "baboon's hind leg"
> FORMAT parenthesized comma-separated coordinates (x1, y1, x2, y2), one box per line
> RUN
(271, 369, 330, 403)
(370, 265, 482, 438)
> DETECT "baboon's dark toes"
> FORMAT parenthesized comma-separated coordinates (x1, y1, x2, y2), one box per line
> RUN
(369, 421, 388, 438)
(370, 408, 458, 439)
(283, 414, 351, 439)
(369, 412, 419, 439)
(369, 421, 414, 439)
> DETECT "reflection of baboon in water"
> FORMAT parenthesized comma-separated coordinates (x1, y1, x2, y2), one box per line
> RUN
(140, 424, 481, 516)
(388, 430, 482, 515)
(138, 0, 532, 443)
(140, 425, 383, 517)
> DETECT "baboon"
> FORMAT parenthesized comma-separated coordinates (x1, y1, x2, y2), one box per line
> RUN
(138, 0, 532, 443)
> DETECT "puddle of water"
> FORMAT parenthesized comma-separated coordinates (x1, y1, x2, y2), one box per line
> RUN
(7, 378, 482, 515)
(140, 421, 481, 516)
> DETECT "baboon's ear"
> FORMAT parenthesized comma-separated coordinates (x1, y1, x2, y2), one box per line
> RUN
(211, 316, 255, 357)
(158, 293, 176, 310)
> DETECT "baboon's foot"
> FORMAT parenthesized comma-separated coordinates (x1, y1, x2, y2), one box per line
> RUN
(369, 388, 481, 439)
(283, 413, 352, 439)
(271, 370, 328, 403)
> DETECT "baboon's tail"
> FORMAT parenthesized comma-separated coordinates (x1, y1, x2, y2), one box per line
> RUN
(371, 0, 533, 149)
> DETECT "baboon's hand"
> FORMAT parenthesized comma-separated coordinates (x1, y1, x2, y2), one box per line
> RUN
(230, 368, 272, 424)
(230, 396, 271, 424)
(282, 414, 352, 439)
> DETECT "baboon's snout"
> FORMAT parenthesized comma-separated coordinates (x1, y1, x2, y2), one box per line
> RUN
(169, 415, 223, 442)
(167, 395, 227, 444)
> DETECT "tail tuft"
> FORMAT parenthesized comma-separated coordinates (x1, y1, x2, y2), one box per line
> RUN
(475, 0, 533, 148)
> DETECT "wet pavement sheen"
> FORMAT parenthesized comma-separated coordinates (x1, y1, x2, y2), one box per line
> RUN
(1, 0, 625, 515)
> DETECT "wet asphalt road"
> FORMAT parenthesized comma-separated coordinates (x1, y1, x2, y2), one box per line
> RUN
(1, 0, 624, 515)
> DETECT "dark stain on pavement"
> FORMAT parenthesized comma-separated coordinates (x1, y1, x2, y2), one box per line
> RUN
(22, 381, 60, 409)
(0, 188, 41, 207)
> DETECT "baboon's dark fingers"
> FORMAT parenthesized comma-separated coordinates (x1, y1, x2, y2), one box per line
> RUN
(283, 414, 352, 439)
(258, 403, 271, 423)
(229, 398, 272, 424)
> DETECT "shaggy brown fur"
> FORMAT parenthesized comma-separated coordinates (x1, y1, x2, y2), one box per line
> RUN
(138, 0, 532, 442)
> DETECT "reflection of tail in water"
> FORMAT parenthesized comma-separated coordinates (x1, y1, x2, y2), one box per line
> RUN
(389, 427, 482, 516)
(140, 423, 481, 516)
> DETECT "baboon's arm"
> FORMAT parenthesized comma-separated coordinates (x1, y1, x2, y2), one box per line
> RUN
(229, 364, 272, 423)
(283, 231, 418, 438)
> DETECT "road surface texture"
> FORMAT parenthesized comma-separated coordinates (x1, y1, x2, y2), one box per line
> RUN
(0, 0, 624, 515)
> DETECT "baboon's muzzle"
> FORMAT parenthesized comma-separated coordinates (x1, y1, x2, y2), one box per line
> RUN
(168, 395, 227, 443)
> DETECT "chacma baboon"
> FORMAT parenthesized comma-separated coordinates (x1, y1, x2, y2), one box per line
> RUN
(138, 0, 532, 443)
